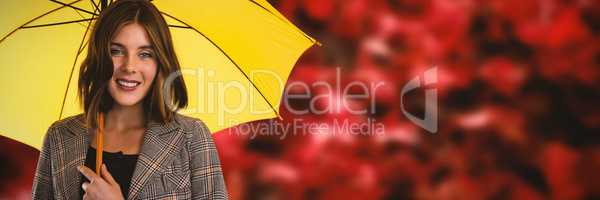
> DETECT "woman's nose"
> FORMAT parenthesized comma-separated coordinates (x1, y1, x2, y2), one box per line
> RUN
(123, 55, 139, 73)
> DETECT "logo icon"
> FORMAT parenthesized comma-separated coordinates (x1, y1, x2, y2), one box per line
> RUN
(400, 67, 438, 133)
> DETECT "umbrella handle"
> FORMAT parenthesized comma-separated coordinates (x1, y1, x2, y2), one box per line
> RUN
(95, 113, 104, 174)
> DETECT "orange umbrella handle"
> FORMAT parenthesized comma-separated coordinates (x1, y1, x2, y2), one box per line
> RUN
(95, 113, 104, 174)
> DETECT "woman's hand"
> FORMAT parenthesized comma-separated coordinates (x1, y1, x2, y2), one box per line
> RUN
(78, 164, 125, 200)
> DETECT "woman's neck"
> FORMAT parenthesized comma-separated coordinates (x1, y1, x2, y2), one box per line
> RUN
(105, 103, 146, 133)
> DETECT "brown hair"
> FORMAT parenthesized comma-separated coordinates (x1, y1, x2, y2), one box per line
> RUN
(78, 0, 188, 129)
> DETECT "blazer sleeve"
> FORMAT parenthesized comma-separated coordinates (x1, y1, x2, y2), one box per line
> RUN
(32, 126, 55, 199)
(189, 120, 228, 199)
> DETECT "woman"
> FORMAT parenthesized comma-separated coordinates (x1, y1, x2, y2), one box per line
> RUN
(31, 0, 228, 199)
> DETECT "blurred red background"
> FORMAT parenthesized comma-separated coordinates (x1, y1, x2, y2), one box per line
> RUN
(1, 0, 599, 199)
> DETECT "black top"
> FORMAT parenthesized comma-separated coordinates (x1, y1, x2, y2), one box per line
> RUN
(80, 145, 139, 199)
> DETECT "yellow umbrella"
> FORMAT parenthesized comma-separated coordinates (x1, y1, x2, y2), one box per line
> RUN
(0, 0, 318, 151)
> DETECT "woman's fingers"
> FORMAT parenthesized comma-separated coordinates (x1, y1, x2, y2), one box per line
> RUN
(80, 164, 124, 200)
(82, 181, 89, 191)
(101, 164, 118, 185)
(78, 165, 99, 183)
(82, 181, 96, 195)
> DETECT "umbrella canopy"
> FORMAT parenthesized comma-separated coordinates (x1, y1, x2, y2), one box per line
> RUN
(0, 0, 317, 150)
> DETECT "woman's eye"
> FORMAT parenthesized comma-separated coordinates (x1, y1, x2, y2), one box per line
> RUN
(110, 49, 124, 56)
(139, 52, 153, 58)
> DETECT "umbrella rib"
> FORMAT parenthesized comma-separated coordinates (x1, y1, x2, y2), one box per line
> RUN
(161, 11, 283, 119)
(49, 0, 98, 16)
(72, 8, 92, 29)
(21, 18, 95, 29)
(78, 40, 89, 54)
(0, 0, 82, 45)
(90, 0, 100, 13)
(69, 0, 99, 29)
(59, 0, 100, 120)
(168, 25, 192, 29)
(247, 0, 320, 45)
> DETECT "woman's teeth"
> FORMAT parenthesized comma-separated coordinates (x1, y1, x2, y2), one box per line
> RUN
(117, 79, 140, 87)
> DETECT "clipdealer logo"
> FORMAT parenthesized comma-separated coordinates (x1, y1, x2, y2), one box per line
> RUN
(163, 66, 439, 135)
(400, 67, 438, 133)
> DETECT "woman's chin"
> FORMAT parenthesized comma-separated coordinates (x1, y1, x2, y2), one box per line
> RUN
(113, 98, 143, 107)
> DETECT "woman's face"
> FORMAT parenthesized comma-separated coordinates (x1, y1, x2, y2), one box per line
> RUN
(108, 23, 158, 107)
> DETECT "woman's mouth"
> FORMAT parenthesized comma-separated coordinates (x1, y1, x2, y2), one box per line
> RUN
(116, 78, 141, 91)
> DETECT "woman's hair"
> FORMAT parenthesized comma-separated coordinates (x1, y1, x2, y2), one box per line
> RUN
(78, 0, 188, 128)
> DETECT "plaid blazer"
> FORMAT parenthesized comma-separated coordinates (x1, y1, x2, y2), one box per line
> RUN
(32, 113, 228, 200)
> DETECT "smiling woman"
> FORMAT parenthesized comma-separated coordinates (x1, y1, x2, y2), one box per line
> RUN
(78, 0, 188, 127)
(107, 23, 159, 108)
(31, 0, 228, 199)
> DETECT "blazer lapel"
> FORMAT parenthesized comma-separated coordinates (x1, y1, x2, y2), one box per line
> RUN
(127, 118, 183, 200)
(55, 114, 90, 200)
